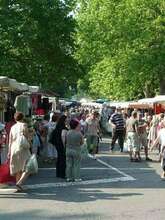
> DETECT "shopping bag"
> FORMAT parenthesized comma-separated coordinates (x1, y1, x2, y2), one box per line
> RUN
(25, 154, 38, 174)
(123, 142, 128, 152)
(0, 161, 16, 184)
(80, 143, 88, 159)
(17, 134, 30, 150)
(13, 134, 30, 155)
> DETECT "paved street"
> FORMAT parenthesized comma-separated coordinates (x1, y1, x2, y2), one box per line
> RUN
(0, 137, 165, 220)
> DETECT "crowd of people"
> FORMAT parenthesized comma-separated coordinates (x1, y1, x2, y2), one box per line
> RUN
(0, 107, 102, 191)
(0, 104, 165, 192)
(106, 106, 165, 178)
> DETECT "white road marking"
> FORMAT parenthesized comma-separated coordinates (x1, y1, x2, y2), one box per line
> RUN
(39, 167, 153, 171)
(0, 188, 16, 193)
(26, 176, 135, 189)
(96, 158, 134, 179)
(0, 157, 137, 191)
(26, 158, 136, 189)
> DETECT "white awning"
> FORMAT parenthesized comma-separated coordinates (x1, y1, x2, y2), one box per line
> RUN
(153, 95, 165, 103)
(19, 83, 29, 91)
(0, 76, 29, 91)
(138, 96, 165, 104)
(107, 101, 131, 108)
(28, 86, 40, 93)
(0, 76, 19, 91)
(138, 98, 155, 104)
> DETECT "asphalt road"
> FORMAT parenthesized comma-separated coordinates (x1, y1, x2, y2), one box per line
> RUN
(0, 137, 165, 220)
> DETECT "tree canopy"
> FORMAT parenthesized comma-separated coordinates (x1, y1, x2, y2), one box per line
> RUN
(0, 0, 164, 99)
(0, 0, 80, 96)
(75, 0, 165, 100)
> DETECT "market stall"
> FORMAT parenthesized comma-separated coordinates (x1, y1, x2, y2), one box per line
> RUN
(129, 96, 165, 114)
(29, 88, 59, 116)
(0, 76, 29, 122)
(152, 96, 165, 114)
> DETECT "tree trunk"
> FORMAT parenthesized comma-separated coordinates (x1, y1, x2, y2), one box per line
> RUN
(144, 82, 152, 98)
(160, 78, 165, 95)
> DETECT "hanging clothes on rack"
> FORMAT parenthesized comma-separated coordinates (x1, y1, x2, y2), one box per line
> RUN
(0, 93, 6, 123)
(14, 94, 32, 116)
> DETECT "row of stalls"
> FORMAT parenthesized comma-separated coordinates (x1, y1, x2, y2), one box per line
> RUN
(0, 76, 59, 123)
(78, 96, 165, 115)
(108, 96, 165, 115)
(80, 97, 165, 136)
(0, 76, 59, 164)
(135, 96, 165, 114)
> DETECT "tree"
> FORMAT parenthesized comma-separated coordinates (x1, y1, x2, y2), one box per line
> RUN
(0, 0, 80, 96)
(75, 0, 165, 100)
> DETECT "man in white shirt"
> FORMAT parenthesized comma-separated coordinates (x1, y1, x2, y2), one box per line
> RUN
(85, 111, 101, 158)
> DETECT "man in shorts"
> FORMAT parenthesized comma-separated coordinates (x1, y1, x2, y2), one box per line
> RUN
(126, 111, 140, 162)
(138, 113, 152, 161)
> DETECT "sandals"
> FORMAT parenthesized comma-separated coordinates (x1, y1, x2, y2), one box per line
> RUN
(134, 158, 141, 162)
(130, 158, 141, 162)
(16, 184, 24, 192)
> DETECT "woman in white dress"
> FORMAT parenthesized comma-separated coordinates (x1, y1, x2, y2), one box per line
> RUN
(151, 119, 165, 179)
(8, 112, 31, 191)
(147, 116, 158, 149)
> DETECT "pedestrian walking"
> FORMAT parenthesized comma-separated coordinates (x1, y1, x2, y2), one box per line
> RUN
(138, 113, 152, 161)
(151, 120, 165, 179)
(66, 119, 84, 182)
(8, 112, 31, 192)
(126, 111, 140, 162)
(50, 115, 68, 179)
(85, 111, 101, 158)
(110, 107, 125, 152)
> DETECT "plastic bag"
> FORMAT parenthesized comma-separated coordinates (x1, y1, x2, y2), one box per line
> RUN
(123, 141, 128, 152)
(25, 154, 38, 174)
(80, 143, 88, 159)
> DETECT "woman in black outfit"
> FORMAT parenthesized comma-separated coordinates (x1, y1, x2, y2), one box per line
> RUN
(51, 115, 67, 178)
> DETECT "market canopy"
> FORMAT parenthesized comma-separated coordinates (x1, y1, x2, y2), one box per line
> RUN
(138, 96, 165, 105)
(0, 76, 18, 91)
(129, 102, 153, 109)
(28, 86, 40, 93)
(138, 98, 155, 104)
(107, 101, 133, 109)
(0, 76, 29, 92)
(153, 95, 165, 104)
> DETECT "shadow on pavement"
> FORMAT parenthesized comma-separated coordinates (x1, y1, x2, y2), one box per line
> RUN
(0, 211, 102, 220)
(0, 189, 143, 202)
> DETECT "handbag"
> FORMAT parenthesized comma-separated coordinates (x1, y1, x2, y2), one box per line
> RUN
(13, 134, 30, 155)
(0, 160, 16, 184)
(17, 134, 30, 149)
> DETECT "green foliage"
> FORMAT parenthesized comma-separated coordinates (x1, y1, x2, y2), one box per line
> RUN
(0, 0, 80, 96)
(75, 0, 165, 100)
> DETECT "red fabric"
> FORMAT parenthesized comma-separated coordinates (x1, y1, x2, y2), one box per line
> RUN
(0, 161, 16, 184)
(155, 104, 161, 114)
(35, 108, 45, 115)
